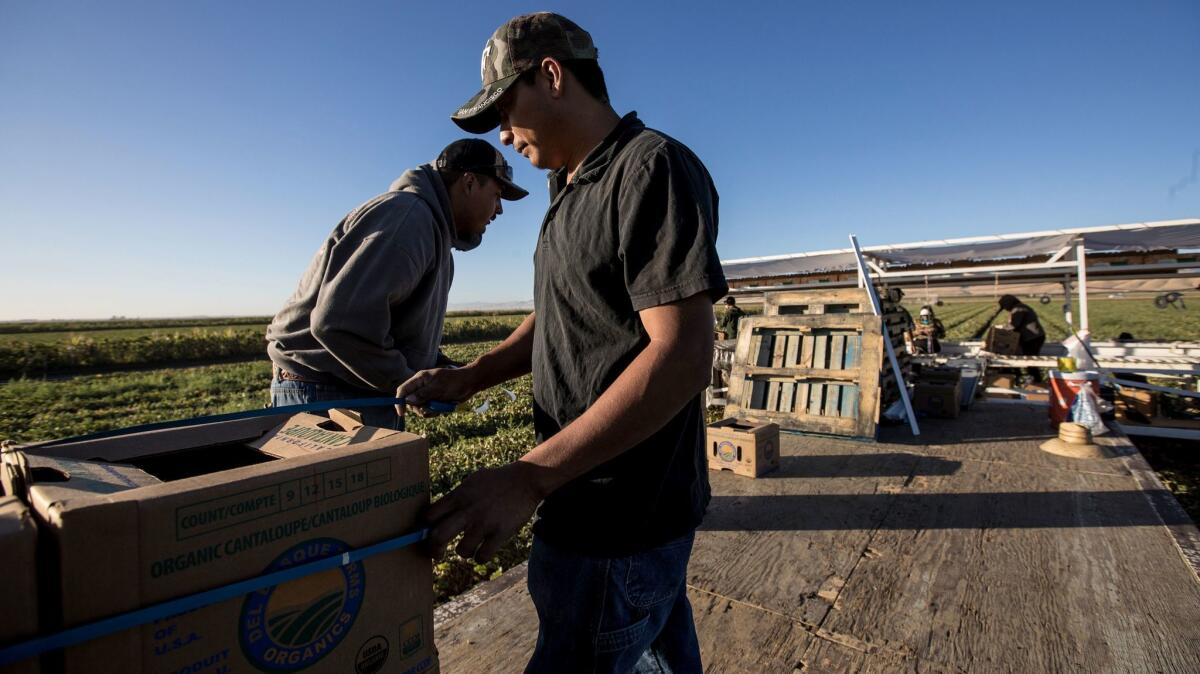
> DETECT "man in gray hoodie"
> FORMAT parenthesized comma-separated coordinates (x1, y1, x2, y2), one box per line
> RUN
(265, 139, 527, 429)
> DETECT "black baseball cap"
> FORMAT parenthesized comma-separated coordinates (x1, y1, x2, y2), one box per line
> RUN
(436, 139, 528, 200)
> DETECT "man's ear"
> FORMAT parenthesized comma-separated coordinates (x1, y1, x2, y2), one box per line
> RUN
(540, 57, 565, 99)
(460, 172, 477, 194)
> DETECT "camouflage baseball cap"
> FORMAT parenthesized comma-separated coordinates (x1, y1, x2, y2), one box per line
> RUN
(451, 13, 599, 133)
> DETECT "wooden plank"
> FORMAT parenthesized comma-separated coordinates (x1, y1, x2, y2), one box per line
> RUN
(766, 381, 781, 411)
(734, 366, 859, 382)
(840, 383, 859, 418)
(799, 333, 814, 369)
(808, 383, 824, 416)
(820, 456, 1200, 673)
(824, 382, 841, 417)
(778, 381, 794, 415)
(746, 332, 762, 367)
(691, 590, 817, 672)
(823, 303, 858, 314)
(761, 288, 871, 316)
(737, 408, 859, 435)
(692, 434, 919, 627)
(756, 333, 773, 367)
(813, 333, 829, 369)
(771, 333, 786, 368)
(435, 581, 537, 673)
(844, 333, 861, 369)
(785, 334, 800, 367)
(830, 334, 846, 371)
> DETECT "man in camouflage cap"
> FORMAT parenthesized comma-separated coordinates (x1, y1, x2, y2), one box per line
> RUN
(401, 12, 726, 672)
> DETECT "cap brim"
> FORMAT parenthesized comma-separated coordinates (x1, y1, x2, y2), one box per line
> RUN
(451, 72, 522, 134)
(497, 175, 529, 201)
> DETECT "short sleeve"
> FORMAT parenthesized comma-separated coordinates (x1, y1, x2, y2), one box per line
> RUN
(617, 144, 728, 312)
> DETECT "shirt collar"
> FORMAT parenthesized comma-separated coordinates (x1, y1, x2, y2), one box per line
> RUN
(549, 111, 645, 195)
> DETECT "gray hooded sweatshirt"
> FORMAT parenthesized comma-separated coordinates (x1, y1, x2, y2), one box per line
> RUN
(266, 164, 477, 392)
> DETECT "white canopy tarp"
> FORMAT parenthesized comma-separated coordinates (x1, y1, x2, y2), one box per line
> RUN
(723, 219, 1200, 280)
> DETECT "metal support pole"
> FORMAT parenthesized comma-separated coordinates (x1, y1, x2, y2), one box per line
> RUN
(849, 235, 920, 437)
(1076, 244, 1090, 338)
(1061, 277, 1073, 327)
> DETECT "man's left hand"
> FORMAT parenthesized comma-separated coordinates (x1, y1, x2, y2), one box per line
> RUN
(426, 461, 546, 562)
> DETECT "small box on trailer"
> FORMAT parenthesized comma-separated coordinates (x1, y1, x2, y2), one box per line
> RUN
(0, 411, 437, 674)
(1115, 389, 1158, 423)
(911, 381, 962, 419)
(706, 418, 780, 478)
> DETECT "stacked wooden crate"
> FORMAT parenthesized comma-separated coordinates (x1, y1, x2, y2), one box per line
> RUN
(723, 288, 911, 439)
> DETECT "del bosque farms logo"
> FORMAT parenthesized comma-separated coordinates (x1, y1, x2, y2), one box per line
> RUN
(240, 538, 365, 671)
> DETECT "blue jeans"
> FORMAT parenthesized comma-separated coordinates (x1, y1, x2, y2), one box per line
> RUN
(525, 531, 702, 674)
(269, 378, 404, 431)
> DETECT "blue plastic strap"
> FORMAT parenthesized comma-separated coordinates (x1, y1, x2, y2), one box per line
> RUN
(0, 528, 429, 666)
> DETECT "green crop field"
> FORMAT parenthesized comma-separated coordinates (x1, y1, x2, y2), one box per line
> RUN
(0, 314, 527, 380)
(907, 298, 1200, 342)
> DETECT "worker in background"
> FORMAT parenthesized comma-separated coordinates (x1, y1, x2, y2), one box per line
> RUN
(998, 294, 1046, 382)
(912, 305, 946, 354)
(889, 287, 916, 332)
(717, 295, 746, 339)
(265, 139, 528, 429)
(400, 13, 725, 672)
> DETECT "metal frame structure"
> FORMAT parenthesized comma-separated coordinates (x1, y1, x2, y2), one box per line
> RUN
(724, 218, 1200, 441)
(850, 235, 919, 436)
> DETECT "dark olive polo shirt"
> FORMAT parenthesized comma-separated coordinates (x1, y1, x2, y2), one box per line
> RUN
(531, 112, 728, 555)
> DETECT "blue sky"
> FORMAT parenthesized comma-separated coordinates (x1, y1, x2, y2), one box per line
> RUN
(2, 1, 1198, 319)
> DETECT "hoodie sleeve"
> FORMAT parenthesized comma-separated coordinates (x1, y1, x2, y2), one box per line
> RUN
(309, 195, 436, 391)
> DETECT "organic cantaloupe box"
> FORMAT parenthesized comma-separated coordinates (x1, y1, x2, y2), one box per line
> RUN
(0, 492, 40, 674)
(2, 410, 438, 674)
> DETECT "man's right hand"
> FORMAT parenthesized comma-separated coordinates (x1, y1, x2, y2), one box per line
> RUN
(395, 366, 480, 418)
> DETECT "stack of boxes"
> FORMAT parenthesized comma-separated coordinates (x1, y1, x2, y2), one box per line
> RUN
(0, 411, 438, 674)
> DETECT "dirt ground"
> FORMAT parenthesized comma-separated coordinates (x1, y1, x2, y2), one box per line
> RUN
(1136, 436, 1200, 524)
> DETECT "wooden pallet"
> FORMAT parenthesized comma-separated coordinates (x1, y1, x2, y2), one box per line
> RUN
(762, 288, 874, 316)
(762, 288, 911, 406)
(726, 315, 884, 439)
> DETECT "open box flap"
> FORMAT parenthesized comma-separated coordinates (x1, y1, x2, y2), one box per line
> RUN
(249, 411, 403, 458)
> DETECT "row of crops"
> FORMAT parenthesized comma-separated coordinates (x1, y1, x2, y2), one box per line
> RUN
(0, 339, 535, 603)
(0, 310, 530, 337)
(0, 315, 526, 380)
(905, 298, 1200, 342)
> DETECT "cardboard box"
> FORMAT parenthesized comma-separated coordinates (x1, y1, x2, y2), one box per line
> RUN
(706, 418, 779, 478)
(917, 366, 962, 385)
(912, 381, 962, 418)
(984, 326, 1022, 355)
(5, 411, 437, 674)
(1115, 389, 1158, 423)
(0, 494, 40, 674)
